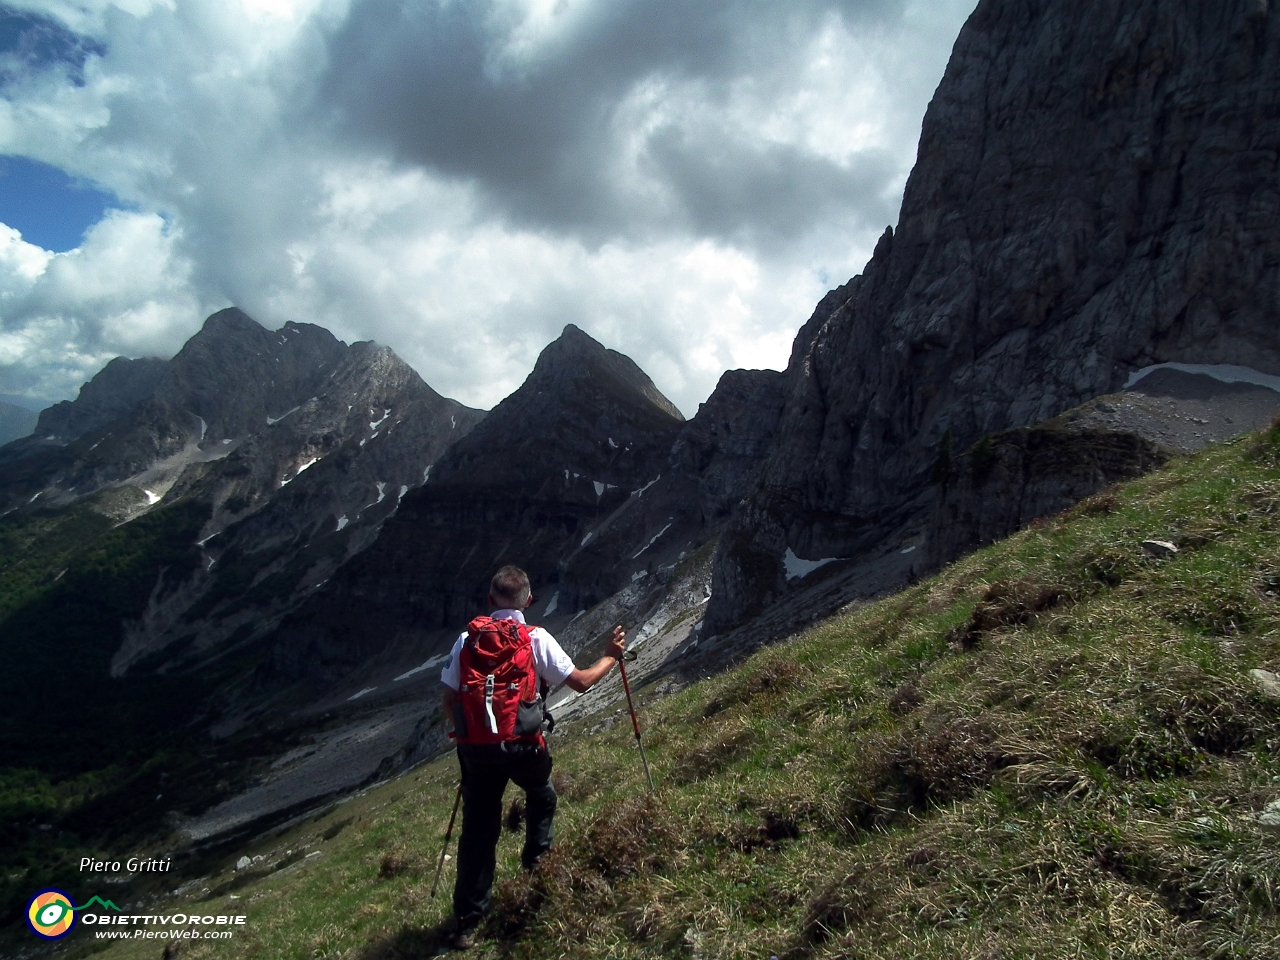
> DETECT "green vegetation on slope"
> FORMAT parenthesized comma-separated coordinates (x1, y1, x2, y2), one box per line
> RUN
(69, 426, 1280, 959)
(0, 497, 239, 929)
(0, 497, 212, 776)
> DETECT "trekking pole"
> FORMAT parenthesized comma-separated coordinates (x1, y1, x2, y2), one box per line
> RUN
(430, 783, 463, 898)
(618, 650, 655, 793)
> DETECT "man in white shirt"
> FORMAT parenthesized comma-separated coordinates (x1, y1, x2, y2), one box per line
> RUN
(440, 565, 626, 948)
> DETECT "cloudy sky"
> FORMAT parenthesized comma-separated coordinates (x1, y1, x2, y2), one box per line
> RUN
(0, 0, 975, 417)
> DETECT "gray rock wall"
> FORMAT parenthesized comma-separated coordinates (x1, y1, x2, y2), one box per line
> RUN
(708, 0, 1280, 631)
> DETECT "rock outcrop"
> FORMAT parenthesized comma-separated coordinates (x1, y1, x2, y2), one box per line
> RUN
(707, 0, 1280, 633)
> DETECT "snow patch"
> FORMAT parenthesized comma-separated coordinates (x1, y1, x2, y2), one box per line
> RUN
(632, 475, 660, 497)
(266, 404, 301, 425)
(631, 570, 647, 581)
(336, 514, 349, 532)
(1126, 362, 1280, 393)
(395, 654, 448, 682)
(451, 415, 456, 429)
(607, 437, 617, 449)
(374, 482, 386, 504)
(370, 408, 391, 430)
(900, 544, 917, 555)
(593, 481, 605, 498)
(783, 548, 843, 581)
(398, 484, 409, 500)
(632, 522, 672, 559)
(221, 438, 233, 445)
(143, 489, 162, 505)
(197, 416, 207, 440)
(571, 610, 586, 622)
(28, 491, 42, 503)
(424, 465, 433, 483)
(544, 592, 559, 616)
(282, 457, 320, 485)
(347, 687, 377, 701)
(581, 531, 593, 546)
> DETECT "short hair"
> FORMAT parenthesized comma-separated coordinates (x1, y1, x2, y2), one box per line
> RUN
(490, 565, 531, 607)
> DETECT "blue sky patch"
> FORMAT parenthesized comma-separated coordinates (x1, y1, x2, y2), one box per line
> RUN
(0, 155, 121, 253)
(0, 4, 104, 87)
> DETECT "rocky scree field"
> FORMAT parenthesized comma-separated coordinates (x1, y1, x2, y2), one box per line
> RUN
(73, 422, 1280, 960)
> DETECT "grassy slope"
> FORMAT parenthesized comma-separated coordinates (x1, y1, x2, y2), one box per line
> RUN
(78, 427, 1280, 960)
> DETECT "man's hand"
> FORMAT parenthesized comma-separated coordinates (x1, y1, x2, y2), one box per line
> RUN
(604, 625, 626, 661)
(565, 625, 628, 693)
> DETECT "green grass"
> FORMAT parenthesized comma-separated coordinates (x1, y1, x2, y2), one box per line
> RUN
(54, 426, 1280, 959)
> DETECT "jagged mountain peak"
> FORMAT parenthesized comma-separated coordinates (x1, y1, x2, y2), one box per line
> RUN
(200, 305, 259, 333)
(153, 309, 347, 441)
(427, 326, 684, 491)
(530, 323, 685, 423)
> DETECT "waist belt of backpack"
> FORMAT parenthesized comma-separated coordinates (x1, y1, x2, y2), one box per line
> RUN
(484, 674, 498, 735)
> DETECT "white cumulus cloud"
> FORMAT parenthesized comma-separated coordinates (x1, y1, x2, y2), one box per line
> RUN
(0, 0, 977, 414)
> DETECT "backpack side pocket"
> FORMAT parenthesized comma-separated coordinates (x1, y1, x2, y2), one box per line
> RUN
(514, 697, 544, 737)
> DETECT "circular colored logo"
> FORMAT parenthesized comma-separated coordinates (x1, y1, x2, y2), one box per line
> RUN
(27, 889, 76, 939)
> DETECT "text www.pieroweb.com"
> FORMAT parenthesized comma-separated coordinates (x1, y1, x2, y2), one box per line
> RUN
(86, 913, 245, 940)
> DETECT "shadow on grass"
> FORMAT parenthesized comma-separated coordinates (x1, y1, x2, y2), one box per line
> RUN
(355, 919, 455, 959)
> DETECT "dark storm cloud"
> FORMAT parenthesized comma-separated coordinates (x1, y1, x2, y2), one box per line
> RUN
(321, 0, 908, 246)
(643, 125, 899, 250)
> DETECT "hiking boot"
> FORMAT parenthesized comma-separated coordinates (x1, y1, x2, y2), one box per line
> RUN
(449, 924, 478, 951)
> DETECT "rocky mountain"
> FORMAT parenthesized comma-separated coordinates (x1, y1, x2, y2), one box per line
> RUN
(0, 309, 484, 770)
(263, 324, 690, 686)
(704, 0, 1280, 635)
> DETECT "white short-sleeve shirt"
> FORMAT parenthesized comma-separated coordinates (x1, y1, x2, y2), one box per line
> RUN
(439, 609, 576, 691)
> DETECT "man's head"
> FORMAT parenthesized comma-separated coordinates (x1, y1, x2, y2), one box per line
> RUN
(489, 565, 532, 610)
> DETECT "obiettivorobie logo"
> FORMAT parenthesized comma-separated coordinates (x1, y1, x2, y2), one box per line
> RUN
(26, 890, 121, 940)
(26, 888, 247, 942)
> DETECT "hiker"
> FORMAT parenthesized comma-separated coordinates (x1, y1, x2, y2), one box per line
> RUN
(440, 565, 626, 948)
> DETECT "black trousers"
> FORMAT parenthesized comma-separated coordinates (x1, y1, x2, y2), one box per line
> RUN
(453, 744, 557, 927)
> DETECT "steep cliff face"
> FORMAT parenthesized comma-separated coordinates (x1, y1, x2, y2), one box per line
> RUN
(708, 0, 1280, 632)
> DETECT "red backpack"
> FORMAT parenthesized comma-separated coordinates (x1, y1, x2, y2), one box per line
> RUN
(452, 616, 546, 748)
